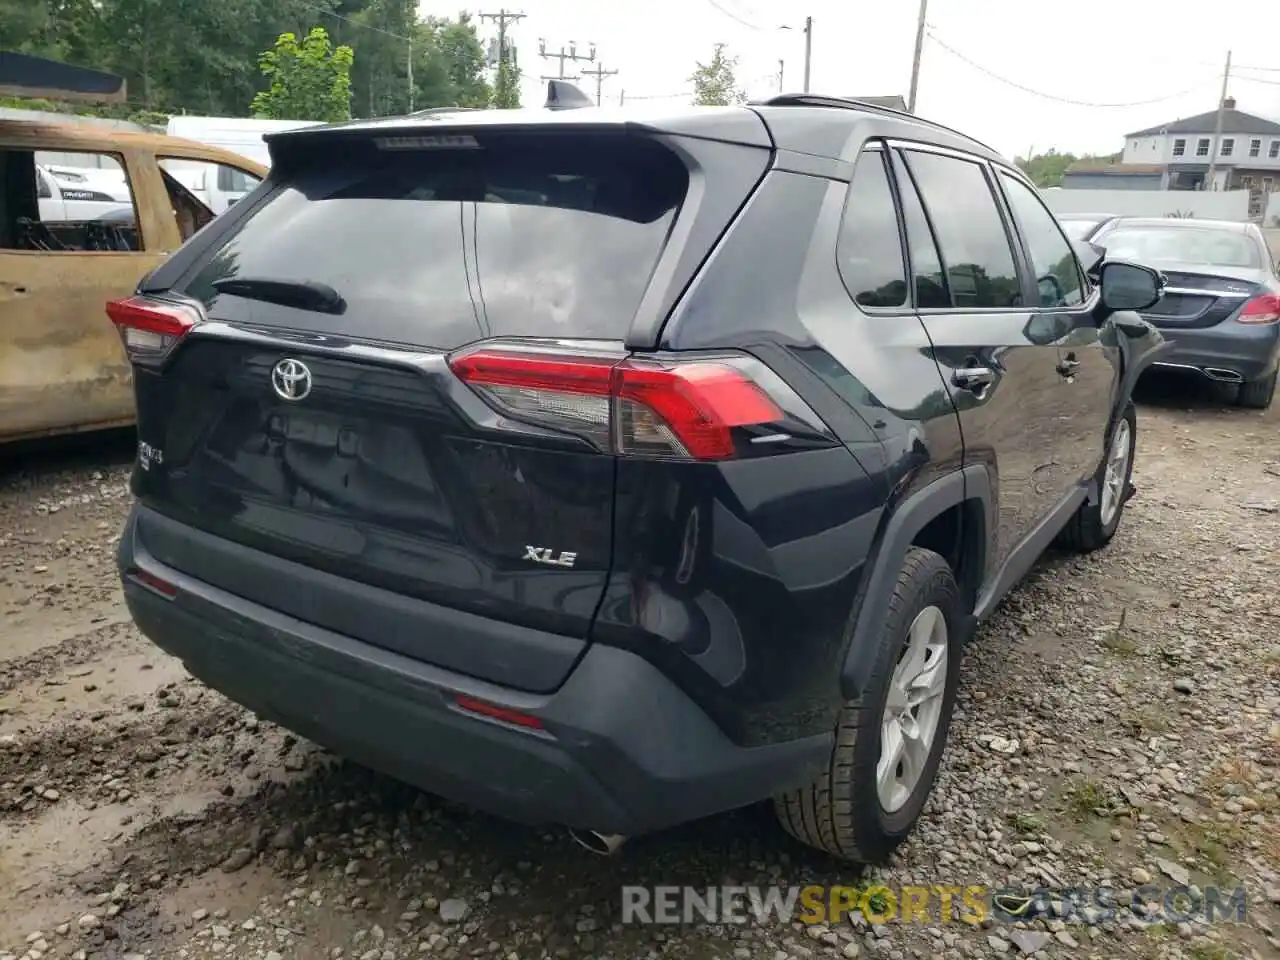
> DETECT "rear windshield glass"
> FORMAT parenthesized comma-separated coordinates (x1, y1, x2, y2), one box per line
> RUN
(1098, 225, 1261, 268)
(180, 134, 688, 348)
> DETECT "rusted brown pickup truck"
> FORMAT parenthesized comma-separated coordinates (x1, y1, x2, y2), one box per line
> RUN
(0, 121, 266, 443)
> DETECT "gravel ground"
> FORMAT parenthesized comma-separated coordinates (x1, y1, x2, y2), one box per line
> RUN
(2, 373, 1278, 960)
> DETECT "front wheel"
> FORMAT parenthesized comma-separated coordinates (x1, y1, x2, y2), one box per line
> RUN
(1058, 401, 1136, 553)
(773, 547, 962, 863)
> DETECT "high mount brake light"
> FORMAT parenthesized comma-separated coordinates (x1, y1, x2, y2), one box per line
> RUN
(1238, 292, 1280, 324)
(106, 296, 202, 362)
(449, 347, 788, 461)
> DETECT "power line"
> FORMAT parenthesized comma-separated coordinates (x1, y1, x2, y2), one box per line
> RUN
(1234, 72, 1280, 87)
(295, 0, 412, 42)
(295, 0, 416, 110)
(925, 30, 1215, 108)
(703, 0, 764, 30)
(620, 90, 693, 103)
(1189, 57, 1280, 74)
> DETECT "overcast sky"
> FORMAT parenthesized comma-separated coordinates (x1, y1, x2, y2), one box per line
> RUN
(416, 0, 1280, 160)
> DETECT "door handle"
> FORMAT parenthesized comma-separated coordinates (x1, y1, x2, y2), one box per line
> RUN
(1057, 358, 1080, 377)
(952, 367, 995, 391)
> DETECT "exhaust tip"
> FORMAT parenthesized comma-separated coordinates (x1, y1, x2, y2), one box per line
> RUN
(1203, 367, 1243, 383)
(568, 828, 627, 856)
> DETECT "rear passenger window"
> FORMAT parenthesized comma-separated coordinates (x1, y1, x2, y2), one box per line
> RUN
(0, 149, 140, 252)
(836, 150, 908, 308)
(903, 150, 1022, 309)
(889, 152, 950, 309)
(998, 173, 1084, 308)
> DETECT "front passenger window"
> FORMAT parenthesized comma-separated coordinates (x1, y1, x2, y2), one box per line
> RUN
(999, 172, 1084, 308)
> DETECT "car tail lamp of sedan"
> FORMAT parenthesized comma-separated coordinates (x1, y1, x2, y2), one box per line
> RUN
(106, 296, 202, 364)
(449, 344, 835, 461)
(1239, 293, 1280, 324)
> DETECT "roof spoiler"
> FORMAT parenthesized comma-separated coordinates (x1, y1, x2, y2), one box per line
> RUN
(545, 80, 594, 111)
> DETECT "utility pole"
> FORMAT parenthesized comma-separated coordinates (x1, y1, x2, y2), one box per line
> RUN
(1205, 50, 1232, 192)
(777, 59, 785, 93)
(907, 0, 928, 113)
(480, 9, 526, 105)
(538, 38, 596, 81)
(801, 16, 812, 93)
(580, 62, 618, 106)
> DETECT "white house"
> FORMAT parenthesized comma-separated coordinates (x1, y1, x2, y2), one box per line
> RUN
(1120, 97, 1280, 195)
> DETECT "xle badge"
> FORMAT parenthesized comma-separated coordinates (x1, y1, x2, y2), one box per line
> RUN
(523, 546, 578, 568)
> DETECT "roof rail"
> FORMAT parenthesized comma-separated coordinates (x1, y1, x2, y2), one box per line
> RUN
(751, 93, 999, 155)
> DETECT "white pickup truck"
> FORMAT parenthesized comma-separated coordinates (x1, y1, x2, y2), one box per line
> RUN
(35, 163, 133, 222)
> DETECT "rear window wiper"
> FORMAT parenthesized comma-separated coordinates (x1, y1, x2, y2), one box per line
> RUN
(211, 276, 347, 315)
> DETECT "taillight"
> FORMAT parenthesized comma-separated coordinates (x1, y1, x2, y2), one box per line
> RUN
(449, 344, 828, 461)
(1238, 293, 1280, 324)
(106, 295, 202, 362)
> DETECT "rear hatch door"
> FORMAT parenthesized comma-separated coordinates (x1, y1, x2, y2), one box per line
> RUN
(127, 118, 771, 692)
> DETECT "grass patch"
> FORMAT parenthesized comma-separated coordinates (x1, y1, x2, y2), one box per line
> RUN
(1005, 811, 1044, 837)
(1098, 609, 1139, 656)
(1063, 778, 1112, 821)
(1187, 945, 1235, 960)
(1101, 631, 1138, 656)
(1174, 821, 1246, 886)
(1200, 758, 1260, 800)
(1124, 708, 1170, 738)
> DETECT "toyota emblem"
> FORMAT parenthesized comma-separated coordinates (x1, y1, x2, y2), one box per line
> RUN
(271, 358, 312, 401)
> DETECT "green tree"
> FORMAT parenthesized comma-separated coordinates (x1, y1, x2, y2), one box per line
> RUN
(1015, 149, 1122, 188)
(250, 26, 354, 122)
(0, 0, 486, 121)
(0, 0, 52, 52)
(348, 0, 414, 116)
(1015, 149, 1077, 188)
(432, 14, 491, 108)
(690, 43, 744, 106)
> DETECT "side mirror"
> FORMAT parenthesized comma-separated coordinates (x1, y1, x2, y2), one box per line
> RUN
(1099, 260, 1163, 312)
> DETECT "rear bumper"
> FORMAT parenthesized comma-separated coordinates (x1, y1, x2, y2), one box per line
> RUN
(1149, 320, 1280, 382)
(117, 506, 829, 835)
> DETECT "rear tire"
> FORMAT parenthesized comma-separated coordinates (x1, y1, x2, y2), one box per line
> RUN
(1237, 370, 1277, 410)
(1058, 401, 1136, 553)
(773, 547, 962, 864)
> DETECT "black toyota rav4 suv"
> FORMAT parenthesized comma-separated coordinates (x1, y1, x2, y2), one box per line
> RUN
(111, 90, 1167, 863)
